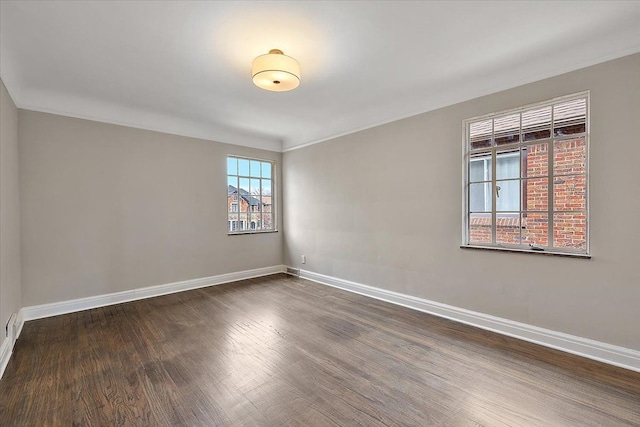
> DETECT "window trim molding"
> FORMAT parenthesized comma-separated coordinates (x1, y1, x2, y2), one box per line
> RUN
(226, 154, 277, 235)
(460, 244, 591, 259)
(461, 91, 590, 255)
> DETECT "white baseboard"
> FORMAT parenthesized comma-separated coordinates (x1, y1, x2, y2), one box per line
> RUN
(16, 309, 24, 339)
(21, 265, 286, 322)
(297, 268, 640, 373)
(0, 313, 25, 379)
(0, 337, 12, 380)
(1, 265, 284, 379)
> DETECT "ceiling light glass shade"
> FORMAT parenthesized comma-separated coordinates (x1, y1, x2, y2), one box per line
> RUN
(252, 49, 300, 92)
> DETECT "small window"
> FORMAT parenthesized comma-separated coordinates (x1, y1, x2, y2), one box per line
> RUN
(227, 156, 275, 234)
(463, 93, 588, 254)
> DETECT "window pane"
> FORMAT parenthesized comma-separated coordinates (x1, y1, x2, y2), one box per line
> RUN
(250, 212, 261, 229)
(470, 183, 491, 212)
(496, 151, 519, 180)
(227, 157, 238, 175)
(250, 160, 261, 177)
(227, 175, 238, 189)
(261, 197, 272, 213)
(553, 212, 586, 250)
(470, 155, 491, 182)
(494, 114, 520, 145)
(554, 137, 586, 176)
(522, 143, 548, 178)
(496, 179, 519, 211)
(522, 106, 551, 142)
(239, 177, 250, 193)
(522, 212, 548, 246)
(470, 160, 484, 182)
(553, 98, 586, 137)
(246, 196, 259, 213)
(262, 179, 272, 196)
(553, 174, 586, 211)
(228, 214, 238, 232)
(523, 178, 548, 211)
(261, 162, 272, 179)
(238, 158, 250, 176)
(250, 178, 261, 195)
(496, 215, 521, 245)
(469, 120, 492, 149)
(238, 214, 249, 231)
(469, 214, 492, 244)
(262, 213, 273, 230)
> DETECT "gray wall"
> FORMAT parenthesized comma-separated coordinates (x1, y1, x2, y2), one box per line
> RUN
(283, 53, 640, 351)
(0, 79, 22, 334)
(19, 111, 282, 306)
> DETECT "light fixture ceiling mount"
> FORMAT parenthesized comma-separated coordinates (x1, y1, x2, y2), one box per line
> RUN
(252, 49, 300, 92)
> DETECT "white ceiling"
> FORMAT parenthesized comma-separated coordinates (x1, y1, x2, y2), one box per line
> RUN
(2, 1, 640, 152)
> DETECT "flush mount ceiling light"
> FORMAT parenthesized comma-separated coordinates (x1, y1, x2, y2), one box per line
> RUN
(252, 49, 300, 92)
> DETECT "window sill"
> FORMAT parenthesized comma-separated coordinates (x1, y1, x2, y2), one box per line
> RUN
(460, 244, 591, 259)
(228, 230, 278, 236)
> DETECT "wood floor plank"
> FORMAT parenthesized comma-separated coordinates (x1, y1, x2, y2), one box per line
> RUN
(1, 273, 639, 426)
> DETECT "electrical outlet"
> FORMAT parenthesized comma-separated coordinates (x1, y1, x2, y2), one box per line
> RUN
(301, 255, 306, 264)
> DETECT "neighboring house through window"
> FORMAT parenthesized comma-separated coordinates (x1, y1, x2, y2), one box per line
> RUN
(463, 93, 589, 254)
(227, 156, 275, 233)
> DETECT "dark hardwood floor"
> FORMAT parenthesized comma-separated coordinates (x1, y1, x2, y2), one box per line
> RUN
(1, 273, 639, 426)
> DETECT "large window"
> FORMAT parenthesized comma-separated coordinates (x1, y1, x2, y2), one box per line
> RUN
(463, 93, 589, 254)
(227, 156, 275, 234)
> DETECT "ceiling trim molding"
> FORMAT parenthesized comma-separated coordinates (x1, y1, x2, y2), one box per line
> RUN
(282, 45, 640, 153)
(15, 102, 284, 153)
(7, 49, 640, 155)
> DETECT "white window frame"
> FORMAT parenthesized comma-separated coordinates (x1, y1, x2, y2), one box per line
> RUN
(227, 155, 277, 235)
(469, 156, 491, 212)
(470, 151, 521, 213)
(462, 92, 590, 256)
